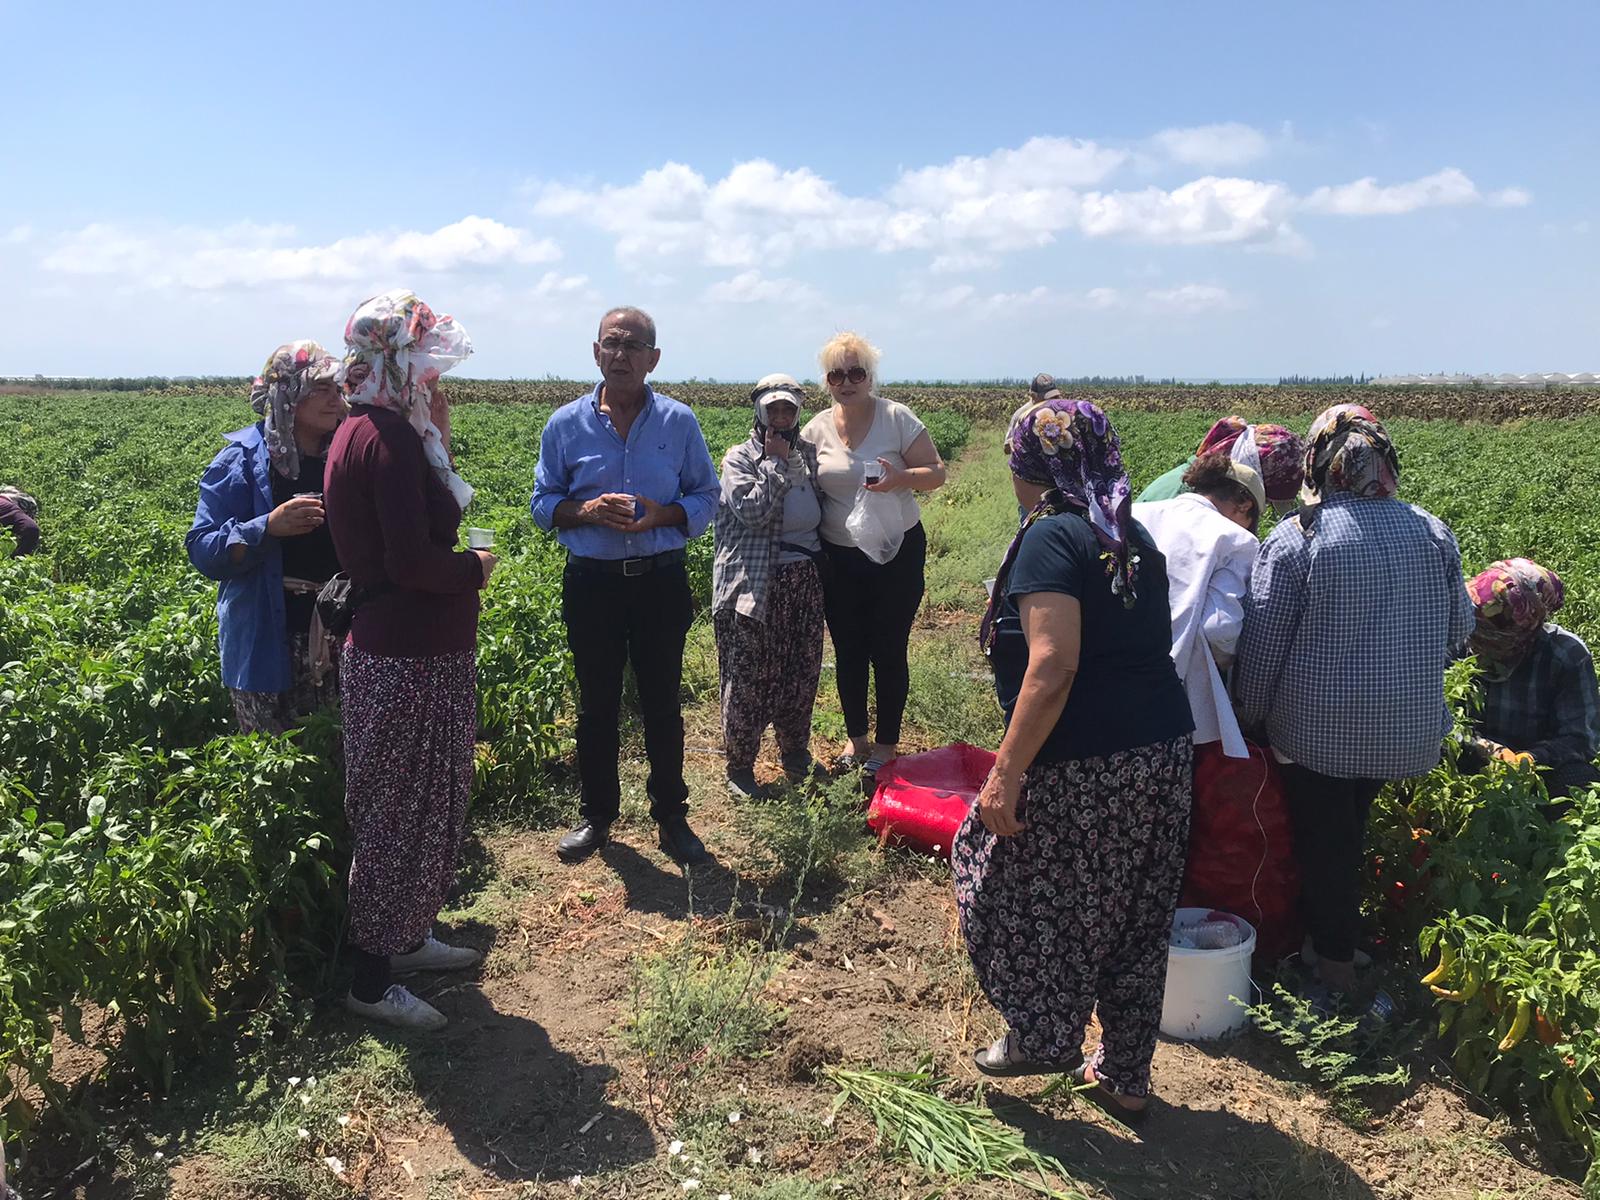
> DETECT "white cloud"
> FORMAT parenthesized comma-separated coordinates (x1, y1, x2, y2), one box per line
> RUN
(928, 251, 999, 274)
(1301, 167, 1497, 216)
(703, 270, 824, 307)
(887, 136, 1128, 208)
(1078, 177, 1299, 247)
(39, 216, 560, 291)
(1149, 123, 1270, 169)
(1488, 186, 1533, 208)
(1144, 283, 1241, 313)
(2, 224, 34, 246)
(901, 280, 1236, 319)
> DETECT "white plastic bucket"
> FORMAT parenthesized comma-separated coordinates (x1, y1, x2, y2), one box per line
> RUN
(1159, 907, 1257, 1040)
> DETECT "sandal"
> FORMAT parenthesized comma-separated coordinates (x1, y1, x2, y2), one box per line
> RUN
(830, 753, 863, 776)
(972, 1032, 1084, 1079)
(1068, 1061, 1151, 1127)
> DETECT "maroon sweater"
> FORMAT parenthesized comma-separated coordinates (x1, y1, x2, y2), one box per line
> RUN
(325, 405, 483, 657)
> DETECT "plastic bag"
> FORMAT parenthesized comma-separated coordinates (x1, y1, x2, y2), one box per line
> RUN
(845, 486, 905, 565)
(867, 742, 996, 858)
(1179, 741, 1301, 959)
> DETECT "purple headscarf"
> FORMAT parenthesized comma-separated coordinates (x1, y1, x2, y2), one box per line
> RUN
(980, 399, 1137, 651)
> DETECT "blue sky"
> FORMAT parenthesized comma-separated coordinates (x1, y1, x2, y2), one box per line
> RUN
(2, 1, 1595, 380)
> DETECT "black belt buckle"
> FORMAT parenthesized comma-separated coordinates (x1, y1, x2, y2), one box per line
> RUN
(622, 556, 649, 577)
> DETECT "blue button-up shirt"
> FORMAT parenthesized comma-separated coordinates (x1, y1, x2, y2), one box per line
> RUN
(530, 384, 719, 559)
(185, 422, 293, 693)
(1234, 493, 1475, 780)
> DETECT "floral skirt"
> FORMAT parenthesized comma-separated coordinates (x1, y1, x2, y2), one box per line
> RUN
(713, 560, 826, 770)
(230, 630, 339, 734)
(952, 735, 1193, 1097)
(341, 642, 477, 956)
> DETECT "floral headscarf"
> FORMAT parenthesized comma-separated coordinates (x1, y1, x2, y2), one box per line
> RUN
(1193, 416, 1304, 506)
(1467, 558, 1565, 679)
(1253, 424, 1305, 506)
(247, 340, 340, 480)
(342, 289, 475, 510)
(980, 399, 1137, 652)
(1299, 403, 1399, 506)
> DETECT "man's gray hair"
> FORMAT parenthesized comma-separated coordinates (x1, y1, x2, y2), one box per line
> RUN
(598, 306, 657, 347)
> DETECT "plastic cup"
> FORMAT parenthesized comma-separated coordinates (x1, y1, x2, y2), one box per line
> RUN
(983, 577, 997, 599)
(864, 463, 884, 484)
(467, 527, 495, 550)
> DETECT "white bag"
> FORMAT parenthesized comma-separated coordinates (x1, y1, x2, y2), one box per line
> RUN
(845, 486, 905, 564)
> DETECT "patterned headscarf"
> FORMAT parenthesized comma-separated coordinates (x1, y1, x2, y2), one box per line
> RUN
(1253, 425, 1306, 506)
(247, 340, 340, 480)
(1193, 416, 1304, 506)
(1196, 416, 1249, 458)
(981, 399, 1137, 652)
(1467, 558, 1565, 679)
(343, 289, 475, 509)
(1299, 403, 1399, 506)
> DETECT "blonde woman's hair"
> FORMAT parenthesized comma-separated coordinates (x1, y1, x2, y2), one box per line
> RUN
(818, 331, 881, 386)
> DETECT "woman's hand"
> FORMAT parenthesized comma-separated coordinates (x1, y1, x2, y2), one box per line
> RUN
(428, 383, 451, 445)
(266, 495, 324, 537)
(473, 548, 498, 586)
(864, 457, 908, 492)
(977, 767, 1026, 837)
(763, 431, 791, 460)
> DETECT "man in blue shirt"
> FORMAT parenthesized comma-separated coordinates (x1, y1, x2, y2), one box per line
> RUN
(532, 307, 720, 866)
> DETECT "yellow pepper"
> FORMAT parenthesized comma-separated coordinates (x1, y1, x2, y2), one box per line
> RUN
(1420, 944, 1457, 987)
(1498, 998, 1532, 1053)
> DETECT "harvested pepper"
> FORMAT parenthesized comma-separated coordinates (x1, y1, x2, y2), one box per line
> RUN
(1498, 998, 1532, 1053)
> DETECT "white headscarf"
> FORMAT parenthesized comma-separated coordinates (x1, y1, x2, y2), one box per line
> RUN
(342, 289, 475, 510)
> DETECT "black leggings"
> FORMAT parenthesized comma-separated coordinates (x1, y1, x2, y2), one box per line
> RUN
(822, 522, 926, 746)
(1281, 764, 1381, 965)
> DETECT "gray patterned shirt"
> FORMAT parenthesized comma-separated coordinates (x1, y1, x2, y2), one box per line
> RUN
(712, 435, 822, 621)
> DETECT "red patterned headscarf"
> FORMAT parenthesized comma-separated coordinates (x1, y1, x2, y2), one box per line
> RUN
(1194, 417, 1304, 506)
(1467, 558, 1565, 678)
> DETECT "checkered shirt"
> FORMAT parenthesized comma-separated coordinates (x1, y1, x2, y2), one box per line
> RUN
(1234, 493, 1475, 779)
(712, 436, 821, 621)
(1477, 624, 1600, 767)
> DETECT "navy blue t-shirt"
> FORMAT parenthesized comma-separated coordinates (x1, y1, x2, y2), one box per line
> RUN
(989, 510, 1193, 762)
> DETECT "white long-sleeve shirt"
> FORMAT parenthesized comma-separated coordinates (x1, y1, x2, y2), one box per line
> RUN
(1132, 493, 1260, 757)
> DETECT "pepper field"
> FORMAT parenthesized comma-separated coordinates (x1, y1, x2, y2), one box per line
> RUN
(4, 382, 1600, 1198)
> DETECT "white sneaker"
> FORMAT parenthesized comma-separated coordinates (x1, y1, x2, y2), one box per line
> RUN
(1301, 936, 1373, 969)
(390, 933, 482, 974)
(344, 984, 447, 1031)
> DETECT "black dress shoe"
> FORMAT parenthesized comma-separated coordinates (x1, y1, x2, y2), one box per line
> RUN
(556, 821, 610, 864)
(657, 817, 710, 866)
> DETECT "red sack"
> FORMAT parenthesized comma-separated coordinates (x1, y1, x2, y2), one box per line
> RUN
(867, 743, 995, 859)
(1180, 740, 1301, 960)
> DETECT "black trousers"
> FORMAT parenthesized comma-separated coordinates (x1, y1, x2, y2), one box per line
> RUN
(561, 562, 694, 827)
(1280, 763, 1381, 965)
(821, 521, 926, 746)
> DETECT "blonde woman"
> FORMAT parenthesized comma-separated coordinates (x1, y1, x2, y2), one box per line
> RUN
(801, 332, 946, 777)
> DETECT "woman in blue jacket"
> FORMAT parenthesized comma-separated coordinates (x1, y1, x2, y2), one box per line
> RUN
(186, 341, 348, 732)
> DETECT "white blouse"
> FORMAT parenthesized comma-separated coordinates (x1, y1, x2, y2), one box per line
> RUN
(1132, 493, 1260, 758)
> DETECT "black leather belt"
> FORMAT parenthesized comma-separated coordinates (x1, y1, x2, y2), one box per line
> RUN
(566, 548, 686, 577)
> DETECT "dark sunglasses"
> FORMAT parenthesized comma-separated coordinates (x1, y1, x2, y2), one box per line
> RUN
(826, 366, 868, 386)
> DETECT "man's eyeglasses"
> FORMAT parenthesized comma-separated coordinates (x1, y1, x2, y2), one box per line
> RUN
(599, 336, 655, 354)
(826, 366, 868, 386)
